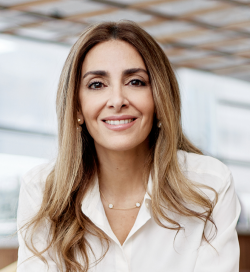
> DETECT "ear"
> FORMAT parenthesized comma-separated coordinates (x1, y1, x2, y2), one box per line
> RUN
(77, 111, 84, 125)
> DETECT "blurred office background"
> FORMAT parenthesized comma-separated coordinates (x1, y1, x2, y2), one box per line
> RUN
(0, 0, 250, 271)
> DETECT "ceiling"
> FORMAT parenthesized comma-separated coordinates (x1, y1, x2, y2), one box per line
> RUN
(1, 0, 250, 82)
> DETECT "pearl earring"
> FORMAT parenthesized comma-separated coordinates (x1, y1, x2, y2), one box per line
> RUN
(77, 118, 82, 132)
(157, 121, 162, 128)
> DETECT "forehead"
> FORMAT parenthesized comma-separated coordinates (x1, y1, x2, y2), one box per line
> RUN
(81, 40, 146, 73)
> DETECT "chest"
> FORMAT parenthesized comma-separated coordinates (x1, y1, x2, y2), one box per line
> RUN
(86, 216, 204, 272)
(103, 207, 140, 245)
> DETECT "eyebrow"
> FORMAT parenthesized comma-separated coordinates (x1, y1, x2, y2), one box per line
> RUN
(82, 68, 148, 79)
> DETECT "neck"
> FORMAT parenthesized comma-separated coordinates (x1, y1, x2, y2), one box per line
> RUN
(95, 142, 150, 202)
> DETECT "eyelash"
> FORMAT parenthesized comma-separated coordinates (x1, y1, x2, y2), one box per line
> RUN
(88, 79, 147, 89)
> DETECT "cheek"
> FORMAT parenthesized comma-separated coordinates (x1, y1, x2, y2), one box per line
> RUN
(81, 105, 99, 140)
(139, 91, 155, 119)
(143, 95, 155, 134)
(80, 93, 103, 121)
(79, 94, 107, 141)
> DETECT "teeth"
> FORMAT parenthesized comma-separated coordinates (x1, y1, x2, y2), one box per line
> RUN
(105, 119, 134, 125)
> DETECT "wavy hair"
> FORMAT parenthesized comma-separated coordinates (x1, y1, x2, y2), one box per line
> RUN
(23, 20, 218, 272)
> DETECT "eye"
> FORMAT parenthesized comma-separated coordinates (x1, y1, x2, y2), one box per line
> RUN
(129, 79, 146, 87)
(88, 81, 104, 89)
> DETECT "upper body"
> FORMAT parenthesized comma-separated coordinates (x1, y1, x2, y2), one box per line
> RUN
(17, 20, 241, 272)
(17, 150, 241, 272)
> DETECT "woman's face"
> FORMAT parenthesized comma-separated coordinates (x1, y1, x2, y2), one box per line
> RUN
(78, 40, 155, 153)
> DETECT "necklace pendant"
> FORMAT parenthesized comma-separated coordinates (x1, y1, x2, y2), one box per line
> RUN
(135, 202, 140, 207)
(108, 204, 114, 209)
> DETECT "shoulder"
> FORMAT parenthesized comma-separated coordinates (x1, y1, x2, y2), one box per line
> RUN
(177, 150, 230, 180)
(22, 161, 55, 187)
(19, 161, 55, 208)
(17, 162, 55, 228)
(177, 150, 232, 194)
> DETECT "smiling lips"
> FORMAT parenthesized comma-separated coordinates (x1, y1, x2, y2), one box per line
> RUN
(104, 119, 134, 125)
(102, 116, 137, 131)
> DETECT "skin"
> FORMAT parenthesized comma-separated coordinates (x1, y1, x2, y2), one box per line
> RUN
(78, 40, 155, 245)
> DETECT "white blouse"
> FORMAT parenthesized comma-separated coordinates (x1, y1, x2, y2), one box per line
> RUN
(17, 150, 241, 272)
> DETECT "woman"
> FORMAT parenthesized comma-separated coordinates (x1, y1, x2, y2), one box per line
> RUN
(17, 20, 241, 272)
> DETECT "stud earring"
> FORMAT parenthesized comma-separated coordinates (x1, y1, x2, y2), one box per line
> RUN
(157, 120, 162, 128)
(77, 118, 82, 132)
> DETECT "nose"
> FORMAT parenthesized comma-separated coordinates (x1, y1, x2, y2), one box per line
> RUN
(106, 84, 129, 112)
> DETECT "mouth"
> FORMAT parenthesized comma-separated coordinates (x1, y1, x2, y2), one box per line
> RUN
(102, 118, 136, 125)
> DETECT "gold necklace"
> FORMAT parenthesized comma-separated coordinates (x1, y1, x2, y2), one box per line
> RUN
(99, 189, 144, 210)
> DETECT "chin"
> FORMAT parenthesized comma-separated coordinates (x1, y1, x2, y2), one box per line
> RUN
(107, 143, 139, 152)
(94, 135, 150, 153)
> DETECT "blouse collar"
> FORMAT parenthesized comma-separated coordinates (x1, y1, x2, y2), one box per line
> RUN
(81, 173, 153, 246)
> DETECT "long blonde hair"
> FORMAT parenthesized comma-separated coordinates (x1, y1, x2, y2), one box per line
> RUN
(23, 20, 217, 272)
